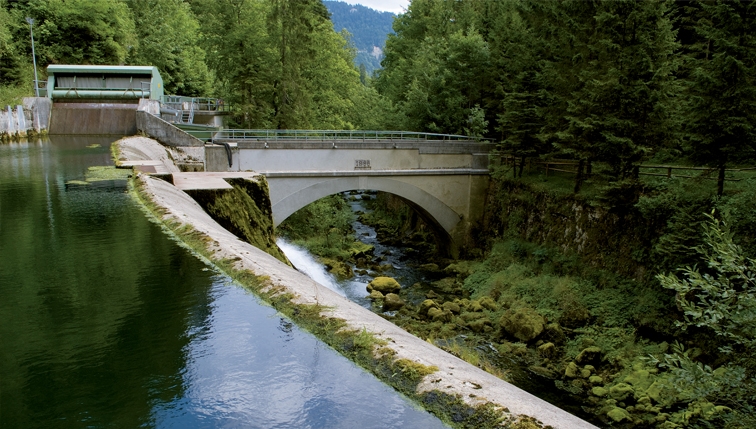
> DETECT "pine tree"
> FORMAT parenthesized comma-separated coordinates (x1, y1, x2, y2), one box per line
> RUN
(684, 0, 756, 195)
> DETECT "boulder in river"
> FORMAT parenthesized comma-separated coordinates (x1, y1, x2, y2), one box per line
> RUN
(367, 276, 401, 294)
(499, 307, 545, 342)
(382, 293, 405, 311)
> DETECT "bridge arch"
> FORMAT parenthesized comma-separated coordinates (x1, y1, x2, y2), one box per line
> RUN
(267, 176, 462, 253)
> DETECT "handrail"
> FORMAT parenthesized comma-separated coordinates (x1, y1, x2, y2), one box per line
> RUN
(208, 129, 485, 142)
(160, 95, 230, 112)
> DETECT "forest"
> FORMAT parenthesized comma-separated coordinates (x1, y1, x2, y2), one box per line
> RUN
(2, 0, 756, 428)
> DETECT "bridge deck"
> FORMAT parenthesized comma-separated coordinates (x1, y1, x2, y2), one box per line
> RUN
(172, 172, 260, 190)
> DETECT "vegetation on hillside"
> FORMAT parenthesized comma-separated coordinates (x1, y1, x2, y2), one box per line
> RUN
(324, 0, 395, 75)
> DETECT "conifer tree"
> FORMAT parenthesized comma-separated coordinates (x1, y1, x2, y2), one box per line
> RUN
(684, 0, 756, 195)
(547, 0, 681, 187)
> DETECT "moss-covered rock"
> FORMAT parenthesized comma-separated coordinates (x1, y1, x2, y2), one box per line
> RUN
(537, 342, 556, 358)
(624, 369, 654, 399)
(575, 346, 602, 365)
(542, 323, 566, 345)
(349, 241, 374, 259)
(589, 375, 603, 385)
(369, 290, 384, 301)
(419, 299, 440, 318)
(499, 307, 545, 342)
(383, 293, 405, 311)
(479, 296, 498, 311)
(609, 383, 635, 401)
(565, 362, 580, 378)
(427, 307, 453, 323)
(467, 318, 491, 333)
(442, 301, 461, 314)
(368, 276, 401, 294)
(607, 407, 632, 423)
(322, 257, 353, 279)
(592, 386, 608, 397)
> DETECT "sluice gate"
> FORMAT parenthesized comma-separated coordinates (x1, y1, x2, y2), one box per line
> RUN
(45, 65, 164, 135)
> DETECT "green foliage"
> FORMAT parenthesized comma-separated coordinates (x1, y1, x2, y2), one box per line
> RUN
(647, 342, 747, 404)
(21, 0, 136, 65)
(126, 0, 211, 96)
(277, 194, 356, 260)
(657, 213, 756, 352)
(683, 0, 756, 169)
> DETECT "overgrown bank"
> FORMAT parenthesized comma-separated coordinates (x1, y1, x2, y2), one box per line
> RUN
(126, 169, 567, 429)
(286, 177, 756, 428)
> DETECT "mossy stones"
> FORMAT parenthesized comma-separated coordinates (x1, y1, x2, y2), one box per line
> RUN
(419, 299, 440, 318)
(367, 276, 401, 294)
(368, 290, 384, 301)
(467, 318, 491, 333)
(427, 307, 453, 323)
(322, 258, 353, 279)
(543, 323, 566, 345)
(565, 362, 580, 378)
(623, 369, 654, 398)
(591, 386, 608, 397)
(382, 293, 405, 311)
(609, 382, 634, 401)
(442, 301, 461, 314)
(479, 297, 498, 311)
(349, 241, 374, 258)
(537, 342, 556, 358)
(499, 307, 545, 342)
(607, 407, 632, 423)
(576, 346, 602, 365)
(589, 375, 603, 385)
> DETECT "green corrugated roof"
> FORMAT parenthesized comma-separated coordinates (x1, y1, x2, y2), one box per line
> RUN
(47, 65, 159, 75)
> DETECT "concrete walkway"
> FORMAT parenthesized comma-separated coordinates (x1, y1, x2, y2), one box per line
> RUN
(118, 136, 598, 429)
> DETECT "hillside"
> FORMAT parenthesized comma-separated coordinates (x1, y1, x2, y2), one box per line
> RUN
(324, 1, 395, 75)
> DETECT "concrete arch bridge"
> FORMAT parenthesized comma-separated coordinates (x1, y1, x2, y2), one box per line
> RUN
(199, 130, 493, 256)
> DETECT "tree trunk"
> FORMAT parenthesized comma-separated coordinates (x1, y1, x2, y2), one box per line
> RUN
(518, 156, 526, 178)
(717, 164, 725, 196)
(574, 159, 585, 194)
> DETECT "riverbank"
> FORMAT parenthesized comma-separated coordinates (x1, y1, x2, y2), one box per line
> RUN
(116, 136, 597, 429)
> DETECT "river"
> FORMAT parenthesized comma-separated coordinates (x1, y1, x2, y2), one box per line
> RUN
(0, 136, 448, 428)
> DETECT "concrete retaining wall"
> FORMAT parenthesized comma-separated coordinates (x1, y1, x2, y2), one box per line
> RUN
(0, 97, 51, 140)
(136, 110, 204, 148)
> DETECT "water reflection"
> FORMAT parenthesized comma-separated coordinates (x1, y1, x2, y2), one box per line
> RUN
(0, 137, 447, 429)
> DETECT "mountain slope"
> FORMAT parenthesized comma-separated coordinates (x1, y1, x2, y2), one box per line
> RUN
(324, 1, 395, 75)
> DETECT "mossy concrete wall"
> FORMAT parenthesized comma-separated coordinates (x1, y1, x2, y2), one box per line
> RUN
(185, 177, 290, 264)
(483, 179, 657, 280)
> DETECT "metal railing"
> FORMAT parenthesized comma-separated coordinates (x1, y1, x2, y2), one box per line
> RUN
(161, 96, 230, 113)
(206, 129, 484, 142)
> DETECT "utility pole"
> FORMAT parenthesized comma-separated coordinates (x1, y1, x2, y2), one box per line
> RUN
(26, 17, 39, 97)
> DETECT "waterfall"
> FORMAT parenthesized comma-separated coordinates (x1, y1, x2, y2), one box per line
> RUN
(276, 238, 347, 297)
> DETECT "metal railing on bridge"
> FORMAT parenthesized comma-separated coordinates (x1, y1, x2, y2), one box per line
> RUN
(200, 129, 484, 143)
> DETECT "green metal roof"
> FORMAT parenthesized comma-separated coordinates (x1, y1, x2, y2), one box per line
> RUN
(46, 65, 159, 75)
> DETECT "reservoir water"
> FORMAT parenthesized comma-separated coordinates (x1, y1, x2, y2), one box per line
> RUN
(0, 136, 448, 428)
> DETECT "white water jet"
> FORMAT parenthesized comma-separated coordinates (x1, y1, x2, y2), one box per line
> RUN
(276, 238, 346, 297)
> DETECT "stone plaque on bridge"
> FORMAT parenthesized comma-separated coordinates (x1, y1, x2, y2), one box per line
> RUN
(354, 159, 371, 170)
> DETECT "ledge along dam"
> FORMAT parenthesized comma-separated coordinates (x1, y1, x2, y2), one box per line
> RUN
(33, 65, 597, 428)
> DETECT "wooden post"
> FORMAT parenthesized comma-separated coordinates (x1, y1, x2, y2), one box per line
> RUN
(718, 165, 725, 196)
(667, 167, 672, 178)
(574, 159, 584, 194)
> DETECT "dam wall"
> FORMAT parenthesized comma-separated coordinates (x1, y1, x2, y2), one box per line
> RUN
(117, 136, 598, 429)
